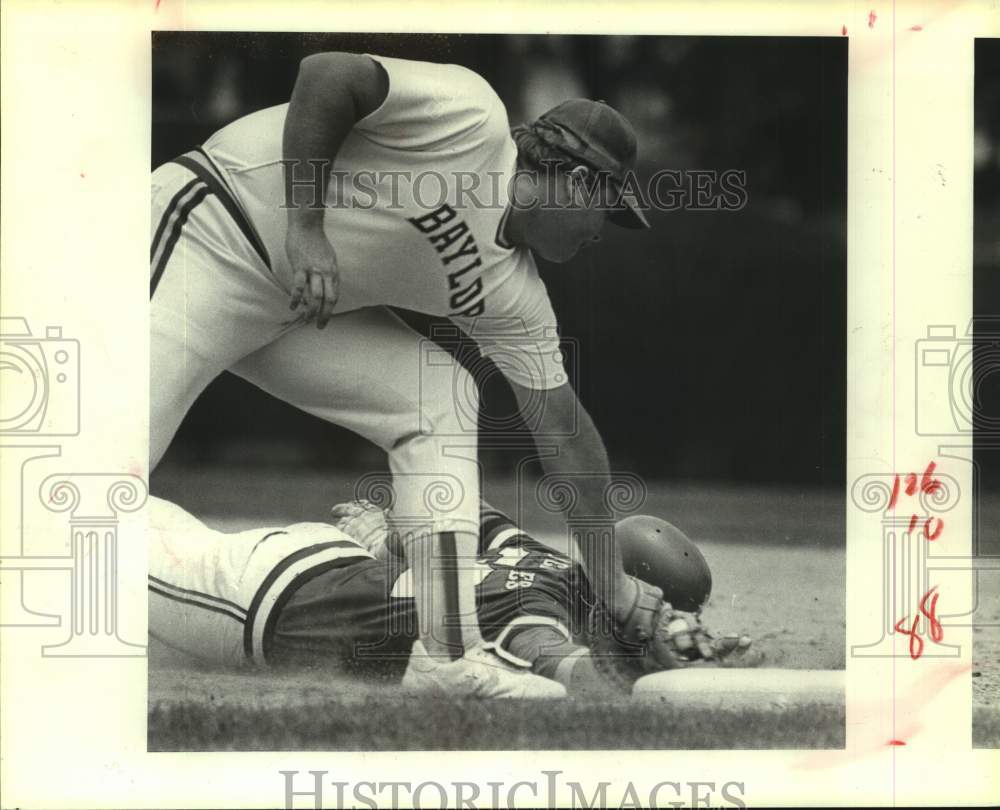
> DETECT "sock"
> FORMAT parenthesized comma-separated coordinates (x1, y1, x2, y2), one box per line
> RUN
(405, 530, 483, 659)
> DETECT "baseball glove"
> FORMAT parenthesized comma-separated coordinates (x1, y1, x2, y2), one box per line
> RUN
(587, 576, 756, 688)
(330, 499, 395, 560)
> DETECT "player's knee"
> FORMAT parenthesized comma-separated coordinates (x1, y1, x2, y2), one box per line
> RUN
(410, 361, 479, 440)
(382, 363, 479, 453)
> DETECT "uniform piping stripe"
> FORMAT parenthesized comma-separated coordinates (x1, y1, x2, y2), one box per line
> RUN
(438, 531, 464, 659)
(479, 509, 514, 552)
(150, 177, 201, 263)
(487, 527, 525, 552)
(148, 574, 247, 616)
(479, 504, 511, 522)
(491, 614, 573, 669)
(150, 184, 210, 298)
(243, 540, 370, 663)
(173, 150, 272, 271)
(249, 530, 288, 558)
(149, 582, 246, 624)
(150, 179, 206, 274)
(259, 555, 372, 665)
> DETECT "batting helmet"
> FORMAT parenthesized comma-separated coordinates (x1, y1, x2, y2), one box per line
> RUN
(615, 515, 712, 613)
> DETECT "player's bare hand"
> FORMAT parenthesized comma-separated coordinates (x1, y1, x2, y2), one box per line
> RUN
(286, 226, 340, 328)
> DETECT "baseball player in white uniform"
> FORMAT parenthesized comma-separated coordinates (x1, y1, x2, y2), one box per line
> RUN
(150, 51, 650, 697)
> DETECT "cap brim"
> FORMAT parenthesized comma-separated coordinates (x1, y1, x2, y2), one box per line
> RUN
(608, 198, 651, 229)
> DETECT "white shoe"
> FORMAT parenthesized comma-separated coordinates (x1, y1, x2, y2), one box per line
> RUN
(402, 641, 567, 699)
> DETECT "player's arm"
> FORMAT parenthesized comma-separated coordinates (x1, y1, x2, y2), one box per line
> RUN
(282, 52, 388, 326)
(508, 380, 639, 623)
(501, 624, 621, 696)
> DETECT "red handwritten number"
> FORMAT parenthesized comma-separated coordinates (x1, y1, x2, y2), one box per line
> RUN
(924, 516, 944, 541)
(920, 586, 943, 642)
(889, 462, 943, 538)
(895, 615, 924, 659)
(889, 461, 941, 505)
(894, 586, 943, 659)
(889, 474, 901, 509)
(919, 461, 942, 496)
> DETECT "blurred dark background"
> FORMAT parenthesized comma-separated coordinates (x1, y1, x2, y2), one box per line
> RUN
(152, 33, 848, 488)
(975, 39, 1000, 555)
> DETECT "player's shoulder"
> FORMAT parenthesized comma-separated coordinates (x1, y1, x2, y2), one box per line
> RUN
(444, 62, 504, 111)
(456, 65, 510, 142)
(377, 55, 499, 100)
(368, 54, 511, 140)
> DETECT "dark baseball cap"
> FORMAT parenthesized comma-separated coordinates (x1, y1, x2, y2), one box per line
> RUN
(535, 98, 650, 229)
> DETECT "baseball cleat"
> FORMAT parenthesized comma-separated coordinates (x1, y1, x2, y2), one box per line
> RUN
(402, 640, 567, 699)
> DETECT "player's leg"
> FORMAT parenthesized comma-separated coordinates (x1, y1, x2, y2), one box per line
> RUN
(147, 496, 248, 665)
(231, 308, 565, 696)
(230, 307, 483, 658)
(267, 557, 414, 677)
(149, 162, 288, 470)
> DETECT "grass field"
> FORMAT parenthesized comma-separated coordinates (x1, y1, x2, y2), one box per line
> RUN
(148, 669, 845, 751)
(147, 467, 999, 750)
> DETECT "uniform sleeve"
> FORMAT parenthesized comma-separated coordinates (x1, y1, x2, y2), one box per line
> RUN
(501, 623, 589, 682)
(452, 256, 568, 391)
(479, 501, 517, 555)
(355, 55, 510, 152)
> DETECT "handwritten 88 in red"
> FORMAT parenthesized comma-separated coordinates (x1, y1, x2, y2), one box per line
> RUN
(894, 585, 944, 660)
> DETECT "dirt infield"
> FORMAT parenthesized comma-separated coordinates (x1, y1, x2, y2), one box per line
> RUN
(972, 572, 1000, 747)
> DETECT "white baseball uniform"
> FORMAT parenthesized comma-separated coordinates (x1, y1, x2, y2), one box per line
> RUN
(148, 496, 373, 666)
(150, 54, 567, 539)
